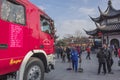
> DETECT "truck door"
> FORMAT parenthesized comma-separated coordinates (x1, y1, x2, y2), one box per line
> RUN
(39, 15, 54, 54)
(0, 0, 27, 75)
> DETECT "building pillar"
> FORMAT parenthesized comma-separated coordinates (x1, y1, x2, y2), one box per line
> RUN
(107, 34, 109, 46)
(102, 34, 104, 47)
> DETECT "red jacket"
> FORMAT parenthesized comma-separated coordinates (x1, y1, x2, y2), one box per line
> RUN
(118, 48, 120, 58)
(86, 47, 90, 53)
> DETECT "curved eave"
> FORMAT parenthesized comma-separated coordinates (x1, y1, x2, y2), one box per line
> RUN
(89, 7, 104, 23)
(89, 16, 102, 23)
(103, 0, 120, 17)
(84, 29, 98, 36)
(90, 2, 120, 23)
(103, 5, 120, 17)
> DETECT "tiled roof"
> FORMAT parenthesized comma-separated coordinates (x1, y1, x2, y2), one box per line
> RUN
(90, 0, 120, 23)
(84, 23, 120, 36)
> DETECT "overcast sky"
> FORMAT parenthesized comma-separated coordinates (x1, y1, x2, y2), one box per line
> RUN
(30, 0, 120, 39)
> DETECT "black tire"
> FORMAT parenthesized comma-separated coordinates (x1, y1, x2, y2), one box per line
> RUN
(23, 57, 45, 80)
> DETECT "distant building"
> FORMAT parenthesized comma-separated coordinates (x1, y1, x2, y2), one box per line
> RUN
(85, 0, 120, 48)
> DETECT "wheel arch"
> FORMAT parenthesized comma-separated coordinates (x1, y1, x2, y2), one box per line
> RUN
(17, 50, 48, 80)
(31, 51, 48, 72)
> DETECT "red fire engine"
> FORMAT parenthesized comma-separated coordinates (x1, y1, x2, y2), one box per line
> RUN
(0, 0, 55, 80)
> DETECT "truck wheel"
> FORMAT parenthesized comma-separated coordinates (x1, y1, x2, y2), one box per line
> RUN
(23, 57, 45, 80)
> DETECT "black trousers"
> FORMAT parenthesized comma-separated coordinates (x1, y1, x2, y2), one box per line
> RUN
(67, 53, 71, 62)
(86, 52, 91, 59)
(106, 59, 113, 73)
(98, 62, 106, 74)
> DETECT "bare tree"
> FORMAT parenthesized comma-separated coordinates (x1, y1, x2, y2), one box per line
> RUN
(73, 30, 82, 44)
(74, 30, 82, 39)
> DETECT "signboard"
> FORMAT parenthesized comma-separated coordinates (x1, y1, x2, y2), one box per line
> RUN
(9, 24, 23, 47)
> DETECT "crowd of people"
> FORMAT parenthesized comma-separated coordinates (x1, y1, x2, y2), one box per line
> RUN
(55, 43, 120, 74)
(55, 45, 82, 72)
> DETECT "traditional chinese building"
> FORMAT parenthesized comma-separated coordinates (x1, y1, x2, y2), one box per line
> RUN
(85, 0, 120, 48)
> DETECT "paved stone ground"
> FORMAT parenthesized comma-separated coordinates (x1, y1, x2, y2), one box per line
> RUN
(45, 51, 120, 80)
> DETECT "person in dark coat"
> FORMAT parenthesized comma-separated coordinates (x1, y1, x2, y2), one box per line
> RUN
(70, 47, 79, 72)
(56, 46, 60, 59)
(66, 46, 71, 62)
(59, 46, 63, 59)
(97, 48, 106, 75)
(103, 44, 113, 74)
(114, 45, 118, 57)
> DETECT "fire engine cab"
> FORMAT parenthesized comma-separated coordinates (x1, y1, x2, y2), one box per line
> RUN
(0, 0, 55, 80)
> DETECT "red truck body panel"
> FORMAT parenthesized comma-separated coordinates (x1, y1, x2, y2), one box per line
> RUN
(0, 0, 55, 75)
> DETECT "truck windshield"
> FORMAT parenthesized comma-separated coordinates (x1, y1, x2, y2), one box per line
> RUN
(0, 0, 25, 25)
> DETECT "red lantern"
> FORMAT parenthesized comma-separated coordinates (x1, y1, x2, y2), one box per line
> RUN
(98, 32, 102, 37)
